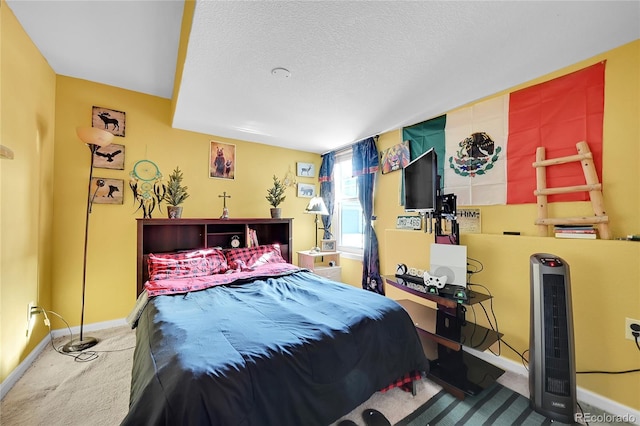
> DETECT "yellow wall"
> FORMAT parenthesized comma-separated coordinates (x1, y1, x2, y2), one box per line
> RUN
(1, 0, 320, 384)
(51, 76, 321, 326)
(2, 0, 638, 411)
(1, 1, 56, 382)
(375, 41, 640, 410)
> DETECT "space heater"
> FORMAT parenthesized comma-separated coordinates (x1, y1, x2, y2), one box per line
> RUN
(529, 254, 576, 423)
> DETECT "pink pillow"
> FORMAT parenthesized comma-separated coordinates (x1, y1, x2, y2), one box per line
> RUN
(224, 244, 286, 270)
(148, 248, 227, 281)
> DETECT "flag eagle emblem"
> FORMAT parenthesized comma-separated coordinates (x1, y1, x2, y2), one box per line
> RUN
(448, 132, 502, 177)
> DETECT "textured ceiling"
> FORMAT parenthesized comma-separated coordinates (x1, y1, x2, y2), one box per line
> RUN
(7, 1, 640, 154)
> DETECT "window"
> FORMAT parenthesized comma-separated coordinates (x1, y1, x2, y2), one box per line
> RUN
(333, 150, 364, 257)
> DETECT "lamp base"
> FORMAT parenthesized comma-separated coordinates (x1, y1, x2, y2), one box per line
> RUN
(62, 336, 98, 353)
(310, 246, 321, 253)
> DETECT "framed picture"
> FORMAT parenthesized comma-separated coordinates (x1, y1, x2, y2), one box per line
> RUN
(209, 141, 236, 179)
(297, 183, 315, 198)
(93, 143, 125, 170)
(92, 106, 126, 137)
(296, 162, 315, 177)
(90, 178, 124, 205)
(321, 239, 336, 252)
(380, 140, 410, 174)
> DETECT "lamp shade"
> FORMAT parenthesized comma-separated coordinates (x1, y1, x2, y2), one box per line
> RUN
(304, 196, 329, 215)
(76, 126, 114, 147)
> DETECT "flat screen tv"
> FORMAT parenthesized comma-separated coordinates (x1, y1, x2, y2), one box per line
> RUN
(403, 148, 438, 212)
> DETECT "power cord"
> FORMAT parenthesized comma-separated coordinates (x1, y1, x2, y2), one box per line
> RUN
(43, 310, 98, 361)
(576, 402, 589, 426)
(575, 317, 639, 374)
(465, 266, 530, 368)
(577, 368, 640, 375)
(465, 262, 639, 376)
(464, 260, 631, 425)
(581, 321, 639, 376)
(32, 307, 134, 362)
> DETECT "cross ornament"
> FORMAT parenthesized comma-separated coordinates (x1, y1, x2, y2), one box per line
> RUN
(218, 192, 231, 219)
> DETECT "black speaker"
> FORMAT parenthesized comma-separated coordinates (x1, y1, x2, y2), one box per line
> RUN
(529, 254, 576, 424)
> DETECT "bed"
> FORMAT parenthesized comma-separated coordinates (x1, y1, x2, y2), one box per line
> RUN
(123, 244, 429, 426)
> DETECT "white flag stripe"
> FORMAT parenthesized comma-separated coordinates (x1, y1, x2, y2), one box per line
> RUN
(444, 95, 509, 206)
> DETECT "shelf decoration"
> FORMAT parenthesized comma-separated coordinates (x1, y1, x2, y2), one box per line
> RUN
(164, 166, 189, 219)
(92, 106, 126, 137)
(380, 141, 410, 174)
(129, 159, 166, 218)
(396, 215, 422, 230)
(209, 141, 235, 180)
(321, 239, 336, 252)
(94, 143, 125, 170)
(218, 191, 231, 219)
(90, 178, 124, 204)
(296, 162, 315, 177)
(282, 166, 297, 187)
(266, 176, 286, 218)
(297, 183, 315, 198)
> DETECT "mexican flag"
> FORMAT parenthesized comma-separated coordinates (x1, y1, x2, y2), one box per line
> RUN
(403, 62, 605, 206)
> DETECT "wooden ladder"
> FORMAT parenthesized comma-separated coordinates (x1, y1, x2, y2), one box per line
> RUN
(533, 141, 610, 239)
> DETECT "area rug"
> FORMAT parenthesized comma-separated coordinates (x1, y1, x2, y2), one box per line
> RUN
(396, 383, 571, 426)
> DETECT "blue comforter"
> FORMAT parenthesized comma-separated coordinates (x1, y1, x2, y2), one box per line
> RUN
(122, 271, 428, 426)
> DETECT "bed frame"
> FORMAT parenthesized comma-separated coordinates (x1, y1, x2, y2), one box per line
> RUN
(136, 218, 293, 295)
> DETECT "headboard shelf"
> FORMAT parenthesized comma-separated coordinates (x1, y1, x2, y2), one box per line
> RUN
(136, 218, 293, 295)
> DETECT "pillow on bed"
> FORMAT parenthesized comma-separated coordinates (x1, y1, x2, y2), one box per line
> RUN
(148, 248, 228, 281)
(224, 244, 286, 270)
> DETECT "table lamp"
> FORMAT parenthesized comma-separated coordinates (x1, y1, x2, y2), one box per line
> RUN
(304, 196, 329, 253)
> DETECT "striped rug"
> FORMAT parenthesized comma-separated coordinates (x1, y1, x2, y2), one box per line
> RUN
(396, 383, 571, 426)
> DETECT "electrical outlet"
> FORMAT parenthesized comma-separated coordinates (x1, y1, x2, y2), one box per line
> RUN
(625, 317, 640, 341)
(28, 302, 36, 320)
(26, 302, 36, 337)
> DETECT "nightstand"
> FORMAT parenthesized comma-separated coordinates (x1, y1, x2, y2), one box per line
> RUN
(297, 250, 342, 281)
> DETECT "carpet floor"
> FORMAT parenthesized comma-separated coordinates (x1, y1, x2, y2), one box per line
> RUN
(0, 325, 543, 426)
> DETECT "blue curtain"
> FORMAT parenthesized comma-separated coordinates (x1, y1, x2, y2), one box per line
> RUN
(352, 137, 383, 294)
(318, 152, 335, 239)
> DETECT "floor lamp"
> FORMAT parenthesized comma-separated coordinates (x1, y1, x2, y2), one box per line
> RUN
(62, 127, 114, 353)
(304, 196, 329, 253)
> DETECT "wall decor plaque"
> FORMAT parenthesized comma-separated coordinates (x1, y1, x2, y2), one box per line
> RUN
(396, 215, 422, 230)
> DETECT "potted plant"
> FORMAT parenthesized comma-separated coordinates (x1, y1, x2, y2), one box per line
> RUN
(265, 175, 286, 218)
(164, 166, 189, 218)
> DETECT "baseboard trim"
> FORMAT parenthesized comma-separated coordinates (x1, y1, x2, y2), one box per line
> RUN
(49, 317, 127, 339)
(0, 318, 127, 401)
(464, 346, 640, 425)
(0, 333, 50, 401)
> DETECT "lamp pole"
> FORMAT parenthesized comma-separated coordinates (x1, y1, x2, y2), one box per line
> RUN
(63, 143, 99, 352)
(62, 127, 113, 353)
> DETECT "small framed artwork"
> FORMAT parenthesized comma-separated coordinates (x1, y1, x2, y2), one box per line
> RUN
(296, 162, 315, 177)
(297, 183, 315, 198)
(380, 140, 410, 174)
(92, 106, 126, 137)
(321, 239, 336, 252)
(90, 178, 124, 205)
(210, 141, 236, 179)
(94, 143, 125, 170)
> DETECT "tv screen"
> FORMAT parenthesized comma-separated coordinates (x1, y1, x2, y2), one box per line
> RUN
(403, 148, 438, 212)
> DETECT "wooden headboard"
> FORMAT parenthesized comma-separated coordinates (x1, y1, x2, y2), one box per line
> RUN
(136, 218, 293, 295)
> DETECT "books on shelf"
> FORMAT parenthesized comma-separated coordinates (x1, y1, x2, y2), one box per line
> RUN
(248, 228, 259, 247)
(554, 225, 597, 239)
